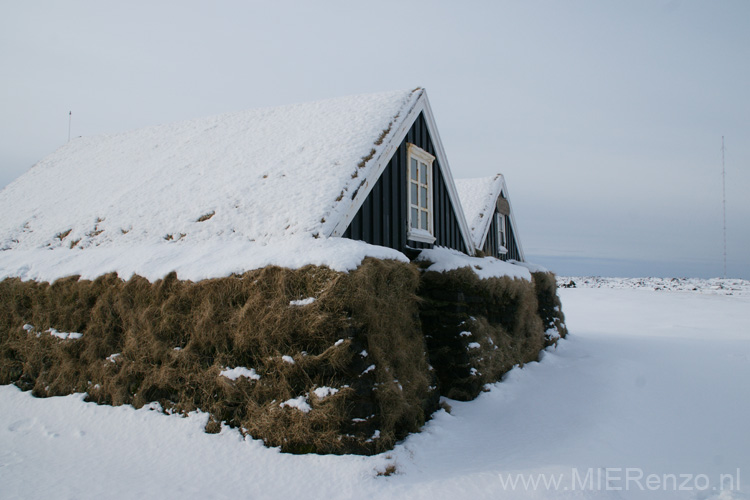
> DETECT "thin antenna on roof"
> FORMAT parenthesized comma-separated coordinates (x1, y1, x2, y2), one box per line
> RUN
(68, 111, 72, 143)
(721, 136, 727, 279)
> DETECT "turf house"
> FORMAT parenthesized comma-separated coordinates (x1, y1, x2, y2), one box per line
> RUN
(0, 88, 566, 454)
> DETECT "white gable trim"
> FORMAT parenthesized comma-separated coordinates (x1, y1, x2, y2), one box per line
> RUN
(329, 90, 476, 255)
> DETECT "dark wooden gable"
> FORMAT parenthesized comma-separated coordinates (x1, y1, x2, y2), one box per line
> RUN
(343, 112, 467, 255)
(482, 207, 522, 261)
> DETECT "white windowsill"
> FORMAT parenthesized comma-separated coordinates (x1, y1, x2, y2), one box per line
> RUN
(407, 228, 436, 244)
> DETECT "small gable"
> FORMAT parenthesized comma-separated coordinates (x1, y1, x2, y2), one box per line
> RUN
(480, 198, 523, 261)
(455, 175, 525, 262)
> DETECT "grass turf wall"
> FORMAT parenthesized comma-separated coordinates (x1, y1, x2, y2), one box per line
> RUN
(531, 270, 568, 343)
(0, 259, 566, 454)
(418, 268, 551, 401)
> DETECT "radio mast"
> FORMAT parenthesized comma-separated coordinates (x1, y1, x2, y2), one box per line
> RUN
(721, 136, 727, 279)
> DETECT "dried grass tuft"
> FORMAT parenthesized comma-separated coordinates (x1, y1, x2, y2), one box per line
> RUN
(374, 123, 393, 146)
(357, 148, 377, 169)
(196, 211, 215, 222)
(377, 464, 397, 477)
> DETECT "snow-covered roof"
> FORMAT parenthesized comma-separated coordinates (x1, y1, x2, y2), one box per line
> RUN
(0, 88, 482, 281)
(0, 89, 427, 251)
(454, 174, 524, 259)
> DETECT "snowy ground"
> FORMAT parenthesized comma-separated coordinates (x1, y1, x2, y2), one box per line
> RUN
(558, 276, 750, 296)
(2, 281, 749, 499)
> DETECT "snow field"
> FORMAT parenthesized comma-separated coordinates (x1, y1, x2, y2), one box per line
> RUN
(560, 276, 750, 296)
(2, 284, 748, 499)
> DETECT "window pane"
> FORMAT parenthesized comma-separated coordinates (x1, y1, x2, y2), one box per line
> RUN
(421, 211, 428, 230)
(420, 186, 427, 208)
(411, 208, 418, 228)
(410, 159, 418, 181)
(411, 183, 418, 205)
(419, 162, 427, 184)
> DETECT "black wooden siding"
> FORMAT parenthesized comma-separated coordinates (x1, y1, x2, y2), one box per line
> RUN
(343, 113, 467, 255)
(482, 209, 522, 261)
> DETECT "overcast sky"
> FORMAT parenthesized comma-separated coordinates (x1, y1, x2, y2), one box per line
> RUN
(1, 0, 748, 278)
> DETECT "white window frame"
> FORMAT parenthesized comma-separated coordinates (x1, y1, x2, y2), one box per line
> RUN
(497, 212, 508, 253)
(407, 143, 436, 244)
